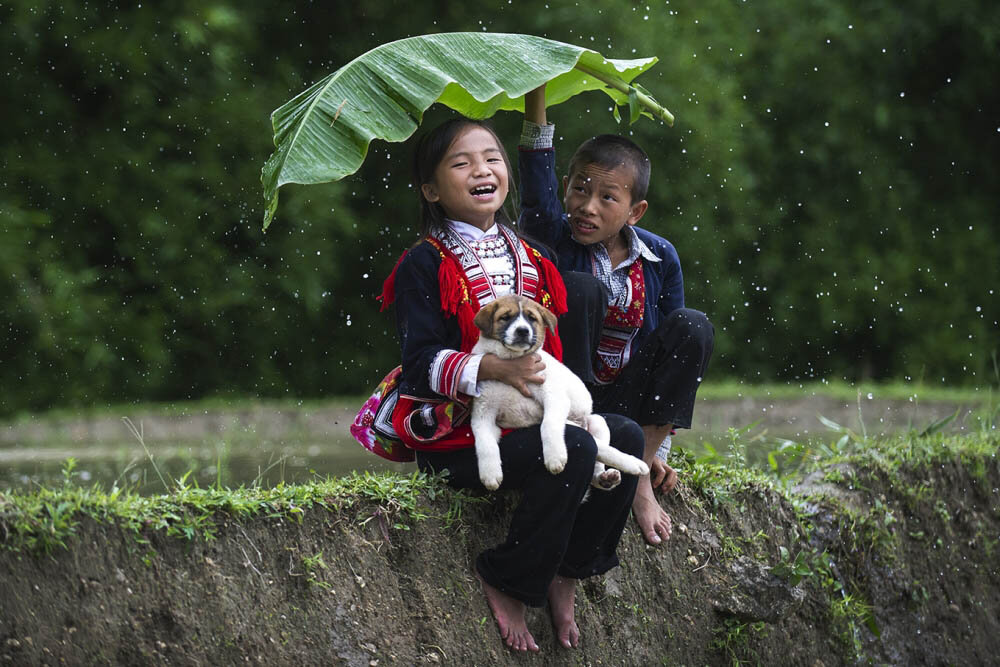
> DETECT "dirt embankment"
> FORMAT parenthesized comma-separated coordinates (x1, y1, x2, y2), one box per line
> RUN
(2, 454, 999, 665)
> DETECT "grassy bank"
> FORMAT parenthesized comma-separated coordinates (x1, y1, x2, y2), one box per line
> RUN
(3, 426, 995, 557)
(1, 428, 998, 664)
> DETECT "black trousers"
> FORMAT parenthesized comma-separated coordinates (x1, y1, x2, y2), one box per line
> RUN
(416, 414, 644, 607)
(560, 272, 715, 430)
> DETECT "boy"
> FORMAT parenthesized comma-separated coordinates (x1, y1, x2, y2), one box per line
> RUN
(518, 86, 714, 546)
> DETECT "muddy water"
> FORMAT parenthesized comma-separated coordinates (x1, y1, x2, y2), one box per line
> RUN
(0, 396, 979, 493)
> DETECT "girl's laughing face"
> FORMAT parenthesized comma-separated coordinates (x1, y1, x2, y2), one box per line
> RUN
(421, 126, 510, 231)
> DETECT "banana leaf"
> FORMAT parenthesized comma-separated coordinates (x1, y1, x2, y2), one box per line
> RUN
(261, 32, 674, 229)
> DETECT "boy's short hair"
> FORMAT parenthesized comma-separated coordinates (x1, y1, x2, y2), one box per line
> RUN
(567, 134, 651, 203)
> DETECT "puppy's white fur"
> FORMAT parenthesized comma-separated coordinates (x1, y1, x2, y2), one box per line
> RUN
(470, 295, 649, 491)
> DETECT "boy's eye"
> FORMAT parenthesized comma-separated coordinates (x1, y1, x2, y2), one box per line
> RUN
(451, 161, 468, 168)
(603, 194, 617, 202)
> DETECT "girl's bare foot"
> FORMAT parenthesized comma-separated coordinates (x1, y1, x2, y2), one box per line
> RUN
(476, 572, 539, 652)
(632, 476, 672, 545)
(547, 575, 580, 648)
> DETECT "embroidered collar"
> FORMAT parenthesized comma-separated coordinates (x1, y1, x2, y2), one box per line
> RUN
(446, 219, 498, 242)
(430, 224, 538, 307)
(586, 226, 661, 270)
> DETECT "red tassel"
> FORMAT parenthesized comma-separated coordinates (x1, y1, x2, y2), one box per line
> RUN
(458, 303, 478, 353)
(378, 250, 409, 311)
(544, 325, 564, 362)
(537, 255, 568, 316)
(438, 259, 463, 314)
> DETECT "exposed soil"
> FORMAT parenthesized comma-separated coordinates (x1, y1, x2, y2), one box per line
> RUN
(2, 451, 998, 665)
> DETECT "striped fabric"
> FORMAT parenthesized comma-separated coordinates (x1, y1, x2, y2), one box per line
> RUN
(431, 224, 540, 307)
(429, 349, 471, 401)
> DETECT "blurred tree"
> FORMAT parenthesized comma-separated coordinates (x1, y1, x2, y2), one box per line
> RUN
(1, 0, 997, 417)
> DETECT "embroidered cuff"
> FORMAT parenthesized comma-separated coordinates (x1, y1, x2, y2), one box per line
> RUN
(655, 435, 672, 462)
(459, 353, 483, 397)
(519, 120, 555, 150)
(429, 349, 472, 402)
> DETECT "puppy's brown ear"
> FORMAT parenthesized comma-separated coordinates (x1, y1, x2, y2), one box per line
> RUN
(473, 301, 498, 333)
(540, 305, 558, 333)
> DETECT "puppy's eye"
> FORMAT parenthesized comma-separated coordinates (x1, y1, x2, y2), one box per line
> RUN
(525, 313, 537, 322)
(498, 314, 512, 322)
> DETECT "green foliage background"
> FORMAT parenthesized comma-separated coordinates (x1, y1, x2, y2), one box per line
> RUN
(2, 0, 998, 416)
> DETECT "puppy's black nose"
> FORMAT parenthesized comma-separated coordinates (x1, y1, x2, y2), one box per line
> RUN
(512, 326, 532, 342)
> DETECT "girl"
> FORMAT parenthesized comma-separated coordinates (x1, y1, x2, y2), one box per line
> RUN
(376, 117, 644, 652)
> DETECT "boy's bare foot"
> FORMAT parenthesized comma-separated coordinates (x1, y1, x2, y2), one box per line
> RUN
(547, 575, 580, 648)
(633, 476, 672, 545)
(476, 572, 539, 652)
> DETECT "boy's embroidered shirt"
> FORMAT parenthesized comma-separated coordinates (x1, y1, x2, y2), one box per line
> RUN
(517, 120, 687, 376)
(594, 251, 648, 384)
(591, 226, 661, 311)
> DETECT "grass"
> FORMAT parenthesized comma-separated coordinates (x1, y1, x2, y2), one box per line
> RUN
(0, 466, 462, 555)
(3, 380, 993, 430)
(696, 379, 995, 404)
(0, 393, 366, 428)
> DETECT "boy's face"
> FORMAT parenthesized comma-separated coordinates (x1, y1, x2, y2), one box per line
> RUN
(563, 163, 647, 247)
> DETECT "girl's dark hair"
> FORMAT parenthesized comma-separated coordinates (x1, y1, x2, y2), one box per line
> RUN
(411, 117, 517, 237)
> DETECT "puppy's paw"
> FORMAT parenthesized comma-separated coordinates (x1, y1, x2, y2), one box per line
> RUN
(480, 471, 503, 491)
(478, 458, 503, 491)
(592, 468, 621, 490)
(544, 448, 568, 475)
(620, 458, 650, 477)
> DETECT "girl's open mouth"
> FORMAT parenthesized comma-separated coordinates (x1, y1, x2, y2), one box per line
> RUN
(573, 218, 598, 232)
(470, 184, 497, 199)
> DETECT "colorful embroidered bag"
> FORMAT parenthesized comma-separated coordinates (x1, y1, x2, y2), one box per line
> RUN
(350, 366, 414, 462)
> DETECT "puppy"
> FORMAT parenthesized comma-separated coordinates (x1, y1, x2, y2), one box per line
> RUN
(470, 294, 649, 491)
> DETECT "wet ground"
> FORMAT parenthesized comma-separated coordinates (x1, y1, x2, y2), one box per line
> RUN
(0, 394, 980, 493)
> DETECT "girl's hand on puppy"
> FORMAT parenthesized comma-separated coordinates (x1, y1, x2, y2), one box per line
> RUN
(480, 353, 546, 398)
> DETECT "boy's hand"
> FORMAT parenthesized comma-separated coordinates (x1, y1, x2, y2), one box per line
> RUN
(650, 458, 678, 494)
(525, 84, 546, 125)
(479, 352, 545, 398)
